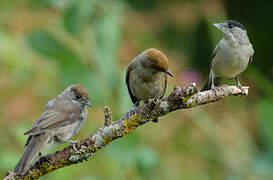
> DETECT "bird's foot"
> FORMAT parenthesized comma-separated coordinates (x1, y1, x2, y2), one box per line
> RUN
(147, 98, 160, 123)
(152, 118, 159, 123)
(66, 139, 78, 144)
(129, 104, 137, 111)
(237, 84, 246, 94)
(38, 152, 43, 157)
(234, 77, 246, 94)
(211, 84, 217, 90)
(128, 104, 137, 117)
(66, 139, 80, 152)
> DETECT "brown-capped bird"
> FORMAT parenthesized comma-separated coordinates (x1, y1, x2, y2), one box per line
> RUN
(125, 48, 173, 122)
(14, 84, 92, 174)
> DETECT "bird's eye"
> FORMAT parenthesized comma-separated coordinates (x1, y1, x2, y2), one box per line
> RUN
(228, 23, 234, 29)
(75, 93, 82, 99)
(152, 64, 164, 72)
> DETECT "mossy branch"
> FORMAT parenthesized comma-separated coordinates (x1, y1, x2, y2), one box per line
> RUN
(4, 83, 249, 180)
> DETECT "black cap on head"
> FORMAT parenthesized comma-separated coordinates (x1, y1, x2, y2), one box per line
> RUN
(225, 20, 246, 30)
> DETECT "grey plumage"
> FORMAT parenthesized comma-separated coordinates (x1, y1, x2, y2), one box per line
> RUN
(14, 84, 92, 174)
(201, 20, 254, 91)
(14, 134, 50, 174)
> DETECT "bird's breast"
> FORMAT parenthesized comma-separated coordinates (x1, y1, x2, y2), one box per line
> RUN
(129, 71, 166, 101)
(50, 108, 87, 143)
(212, 41, 252, 78)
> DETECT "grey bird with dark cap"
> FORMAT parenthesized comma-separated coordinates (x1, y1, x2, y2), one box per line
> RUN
(14, 84, 93, 174)
(201, 20, 254, 92)
(126, 48, 173, 122)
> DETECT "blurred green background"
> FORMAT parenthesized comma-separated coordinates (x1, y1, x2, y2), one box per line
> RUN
(1, 0, 273, 179)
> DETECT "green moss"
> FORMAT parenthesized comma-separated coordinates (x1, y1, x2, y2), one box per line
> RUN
(26, 170, 40, 180)
(69, 154, 81, 162)
(112, 128, 116, 133)
(91, 145, 99, 152)
(103, 136, 113, 145)
(25, 159, 69, 179)
(181, 97, 187, 102)
(112, 127, 123, 137)
(181, 96, 194, 108)
(69, 145, 96, 163)
(188, 101, 195, 108)
(123, 114, 142, 135)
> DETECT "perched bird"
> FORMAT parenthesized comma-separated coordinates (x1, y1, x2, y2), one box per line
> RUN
(14, 84, 92, 174)
(201, 20, 254, 92)
(125, 48, 173, 122)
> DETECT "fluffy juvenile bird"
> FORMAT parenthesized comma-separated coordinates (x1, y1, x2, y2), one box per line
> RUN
(126, 48, 173, 122)
(14, 84, 92, 174)
(201, 20, 254, 92)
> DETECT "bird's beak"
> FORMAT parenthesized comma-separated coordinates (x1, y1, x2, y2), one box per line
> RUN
(165, 69, 173, 77)
(83, 99, 93, 108)
(213, 23, 226, 31)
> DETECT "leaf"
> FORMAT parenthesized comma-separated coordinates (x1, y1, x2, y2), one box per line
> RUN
(63, 5, 83, 35)
(27, 30, 74, 61)
(91, 2, 123, 90)
(63, 0, 95, 35)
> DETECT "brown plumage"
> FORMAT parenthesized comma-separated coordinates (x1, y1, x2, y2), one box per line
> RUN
(70, 84, 90, 101)
(14, 84, 92, 174)
(125, 48, 173, 122)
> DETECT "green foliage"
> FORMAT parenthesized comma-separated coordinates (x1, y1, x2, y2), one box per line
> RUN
(259, 99, 273, 153)
(27, 30, 89, 86)
(63, 0, 95, 35)
(25, 0, 124, 105)
(1, 0, 273, 179)
(125, 0, 160, 10)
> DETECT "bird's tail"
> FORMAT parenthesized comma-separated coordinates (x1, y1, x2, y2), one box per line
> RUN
(200, 76, 211, 91)
(14, 134, 49, 174)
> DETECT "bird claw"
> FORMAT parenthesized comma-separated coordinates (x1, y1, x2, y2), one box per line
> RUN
(235, 81, 246, 94)
(234, 77, 246, 94)
(38, 152, 43, 157)
(128, 104, 137, 117)
(66, 139, 79, 152)
(72, 143, 79, 152)
(237, 85, 246, 94)
(211, 84, 217, 91)
(152, 118, 159, 123)
(66, 139, 78, 144)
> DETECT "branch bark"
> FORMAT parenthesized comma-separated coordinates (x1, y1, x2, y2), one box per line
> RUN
(4, 83, 249, 180)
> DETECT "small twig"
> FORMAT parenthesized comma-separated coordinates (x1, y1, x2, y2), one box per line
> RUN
(104, 106, 112, 126)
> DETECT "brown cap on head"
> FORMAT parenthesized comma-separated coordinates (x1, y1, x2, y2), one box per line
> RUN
(70, 84, 90, 100)
(143, 48, 173, 77)
(144, 48, 169, 70)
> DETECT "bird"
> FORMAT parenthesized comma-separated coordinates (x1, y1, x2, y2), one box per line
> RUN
(14, 84, 92, 174)
(125, 48, 173, 122)
(201, 20, 254, 92)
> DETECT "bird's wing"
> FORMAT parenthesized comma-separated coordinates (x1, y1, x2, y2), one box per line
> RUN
(209, 45, 218, 69)
(24, 101, 81, 136)
(248, 44, 254, 65)
(125, 65, 139, 104)
(200, 45, 219, 91)
(160, 75, 168, 99)
(248, 54, 254, 65)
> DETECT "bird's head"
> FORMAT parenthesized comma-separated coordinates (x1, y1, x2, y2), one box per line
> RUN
(69, 84, 93, 108)
(213, 20, 249, 44)
(141, 48, 173, 77)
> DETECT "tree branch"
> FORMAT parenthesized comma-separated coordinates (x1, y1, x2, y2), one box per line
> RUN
(4, 83, 248, 180)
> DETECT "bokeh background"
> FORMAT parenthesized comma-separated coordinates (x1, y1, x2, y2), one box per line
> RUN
(1, 0, 273, 179)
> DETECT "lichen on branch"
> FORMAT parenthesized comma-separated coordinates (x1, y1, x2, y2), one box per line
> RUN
(4, 83, 248, 180)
